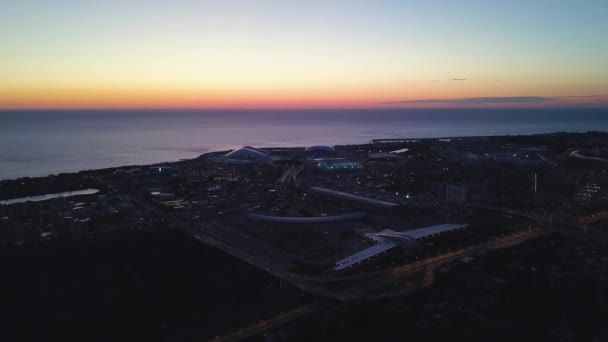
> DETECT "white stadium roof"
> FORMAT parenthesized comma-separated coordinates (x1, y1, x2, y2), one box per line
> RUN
(310, 187, 400, 209)
(225, 146, 273, 159)
(334, 239, 398, 271)
(378, 223, 468, 240)
(334, 223, 468, 271)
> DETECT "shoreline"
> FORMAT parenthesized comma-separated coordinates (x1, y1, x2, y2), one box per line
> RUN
(0, 130, 597, 182)
(3, 108, 608, 181)
(1, 130, 607, 201)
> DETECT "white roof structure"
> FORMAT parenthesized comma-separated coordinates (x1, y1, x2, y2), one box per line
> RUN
(310, 187, 400, 209)
(379, 223, 468, 240)
(334, 223, 468, 271)
(225, 146, 272, 159)
(334, 239, 398, 271)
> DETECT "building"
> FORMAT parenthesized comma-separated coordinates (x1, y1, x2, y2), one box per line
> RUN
(334, 223, 468, 271)
(310, 187, 400, 212)
(305, 145, 335, 153)
(433, 181, 488, 203)
(247, 212, 367, 224)
(466, 151, 545, 167)
(225, 146, 274, 159)
(313, 158, 362, 170)
(367, 152, 404, 161)
(575, 181, 608, 202)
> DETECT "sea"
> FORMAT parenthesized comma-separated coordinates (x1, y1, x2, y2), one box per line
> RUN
(1, 108, 607, 180)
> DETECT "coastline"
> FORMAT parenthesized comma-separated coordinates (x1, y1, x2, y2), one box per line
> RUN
(1, 130, 607, 202)
(3, 108, 608, 181)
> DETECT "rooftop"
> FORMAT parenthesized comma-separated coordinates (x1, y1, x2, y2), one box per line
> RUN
(225, 146, 273, 159)
(310, 187, 399, 209)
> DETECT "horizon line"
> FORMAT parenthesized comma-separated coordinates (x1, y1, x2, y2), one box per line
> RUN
(1, 106, 608, 111)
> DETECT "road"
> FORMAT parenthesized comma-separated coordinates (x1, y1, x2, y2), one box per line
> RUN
(339, 226, 552, 300)
(435, 199, 585, 229)
(210, 302, 332, 342)
(128, 193, 561, 302)
(569, 149, 608, 163)
(577, 209, 608, 225)
(128, 194, 344, 299)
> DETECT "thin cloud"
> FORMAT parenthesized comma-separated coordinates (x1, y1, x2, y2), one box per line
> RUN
(557, 95, 599, 99)
(379, 95, 604, 105)
(379, 96, 555, 105)
(427, 78, 468, 83)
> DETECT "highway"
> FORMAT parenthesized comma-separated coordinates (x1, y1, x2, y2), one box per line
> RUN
(339, 226, 553, 300)
(127, 194, 345, 299)
(129, 193, 561, 301)
(210, 302, 332, 342)
(310, 179, 585, 230)
(434, 199, 586, 230)
(577, 209, 608, 225)
(126, 193, 565, 339)
(132, 192, 568, 301)
(569, 149, 608, 163)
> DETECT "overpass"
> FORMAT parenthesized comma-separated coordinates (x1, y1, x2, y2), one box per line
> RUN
(577, 209, 608, 225)
(128, 193, 566, 302)
(435, 199, 585, 229)
(310, 186, 400, 212)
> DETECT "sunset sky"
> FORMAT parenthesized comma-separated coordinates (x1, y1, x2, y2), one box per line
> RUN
(2, 0, 607, 109)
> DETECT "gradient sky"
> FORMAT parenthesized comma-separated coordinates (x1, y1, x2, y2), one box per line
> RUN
(2, 0, 608, 109)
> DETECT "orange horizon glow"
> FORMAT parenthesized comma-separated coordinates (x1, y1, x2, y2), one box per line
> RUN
(3, 76, 607, 109)
(2, 84, 606, 110)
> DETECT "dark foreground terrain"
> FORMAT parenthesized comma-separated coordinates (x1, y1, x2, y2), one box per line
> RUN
(277, 231, 608, 342)
(3, 227, 606, 341)
(0, 230, 312, 342)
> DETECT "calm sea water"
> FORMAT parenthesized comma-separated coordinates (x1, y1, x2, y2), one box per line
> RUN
(0, 189, 99, 205)
(1, 108, 607, 180)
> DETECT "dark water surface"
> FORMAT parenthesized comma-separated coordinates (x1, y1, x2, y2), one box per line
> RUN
(0, 189, 100, 205)
(1, 108, 607, 180)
